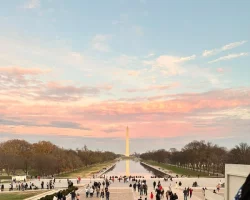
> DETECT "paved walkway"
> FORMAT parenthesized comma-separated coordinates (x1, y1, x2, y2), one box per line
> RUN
(132, 186, 204, 200)
(64, 177, 224, 200)
(66, 188, 134, 200)
(3, 177, 224, 200)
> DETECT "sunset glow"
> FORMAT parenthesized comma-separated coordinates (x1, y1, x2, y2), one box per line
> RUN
(0, 0, 250, 153)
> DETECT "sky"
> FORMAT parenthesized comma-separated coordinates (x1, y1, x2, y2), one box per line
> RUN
(0, 0, 250, 154)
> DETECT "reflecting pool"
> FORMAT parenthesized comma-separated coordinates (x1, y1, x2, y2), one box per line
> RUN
(104, 159, 162, 177)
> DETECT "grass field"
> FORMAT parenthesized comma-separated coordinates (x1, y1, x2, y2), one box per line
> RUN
(57, 160, 115, 178)
(0, 180, 11, 183)
(0, 175, 11, 180)
(0, 191, 46, 200)
(144, 160, 209, 177)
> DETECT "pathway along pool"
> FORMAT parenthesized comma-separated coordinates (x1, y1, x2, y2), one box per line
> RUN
(104, 159, 164, 178)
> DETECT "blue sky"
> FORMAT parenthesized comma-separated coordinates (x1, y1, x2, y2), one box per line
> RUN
(0, 0, 249, 153)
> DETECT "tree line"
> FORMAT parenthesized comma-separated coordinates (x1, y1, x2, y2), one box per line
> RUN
(0, 139, 118, 176)
(140, 140, 250, 175)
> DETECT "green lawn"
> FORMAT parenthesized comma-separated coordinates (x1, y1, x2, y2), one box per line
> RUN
(0, 180, 11, 183)
(144, 160, 209, 177)
(0, 191, 45, 200)
(57, 160, 115, 178)
(0, 175, 11, 180)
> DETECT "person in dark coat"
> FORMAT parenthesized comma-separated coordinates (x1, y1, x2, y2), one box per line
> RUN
(70, 190, 76, 200)
(237, 174, 250, 200)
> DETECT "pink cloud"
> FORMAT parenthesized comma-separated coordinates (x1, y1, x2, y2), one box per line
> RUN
(1, 85, 249, 138)
(0, 66, 49, 75)
(0, 67, 113, 102)
(127, 70, 140, 76)
(217, 68, 224, 73)
(125, 82, 179, 93)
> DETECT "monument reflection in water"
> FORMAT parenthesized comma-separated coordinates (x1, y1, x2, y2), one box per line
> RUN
(105, 159, 158, 177)
(104, 127, 159, 177)
(126, 159, 130, 176)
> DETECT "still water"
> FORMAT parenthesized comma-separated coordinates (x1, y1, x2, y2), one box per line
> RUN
(104, 159, 160, 177)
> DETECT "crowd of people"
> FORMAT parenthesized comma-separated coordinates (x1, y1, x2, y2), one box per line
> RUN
(131, 179, 180, 200)
(84, 179, 111, 200)
(1, 179, 41, 192)
(0, 177, 72, 192)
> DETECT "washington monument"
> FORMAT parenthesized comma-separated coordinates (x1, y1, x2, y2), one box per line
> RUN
(125, 126, 130, 157)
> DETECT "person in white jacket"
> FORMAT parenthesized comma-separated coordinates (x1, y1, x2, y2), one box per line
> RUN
(85, 186, 89, 198)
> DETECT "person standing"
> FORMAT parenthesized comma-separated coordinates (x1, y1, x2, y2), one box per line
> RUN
(133, 183, 137, 191)
(187, 187, 190, 197)
(173, 193, 178, 200)
(235, 174, 250, 200)
(100, 189, 105, 200)
(189, 188, 193, 198)
(144, 184, 148, 196)
(57, 190, 63, 200)
(156, 193, 161, 200)
(183, 188, 188, 200)
(70, 190, 76, 200)
(153, 181, 156, 189)
(150, 192, 154, 200)
(106, 190, 110, 200)
(85, 186, 89, 198)
(140, 184, 143, 196)
(217, 184, 221, 192)
(138, 182, 141, 192)
(89, 187, 94, 197)
(76, 193, 80, 200)
(96, 186, 100, 197)
(166, 191, 169, 200)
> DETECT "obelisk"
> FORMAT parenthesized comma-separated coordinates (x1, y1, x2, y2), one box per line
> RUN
(125, 126, 129, 157)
